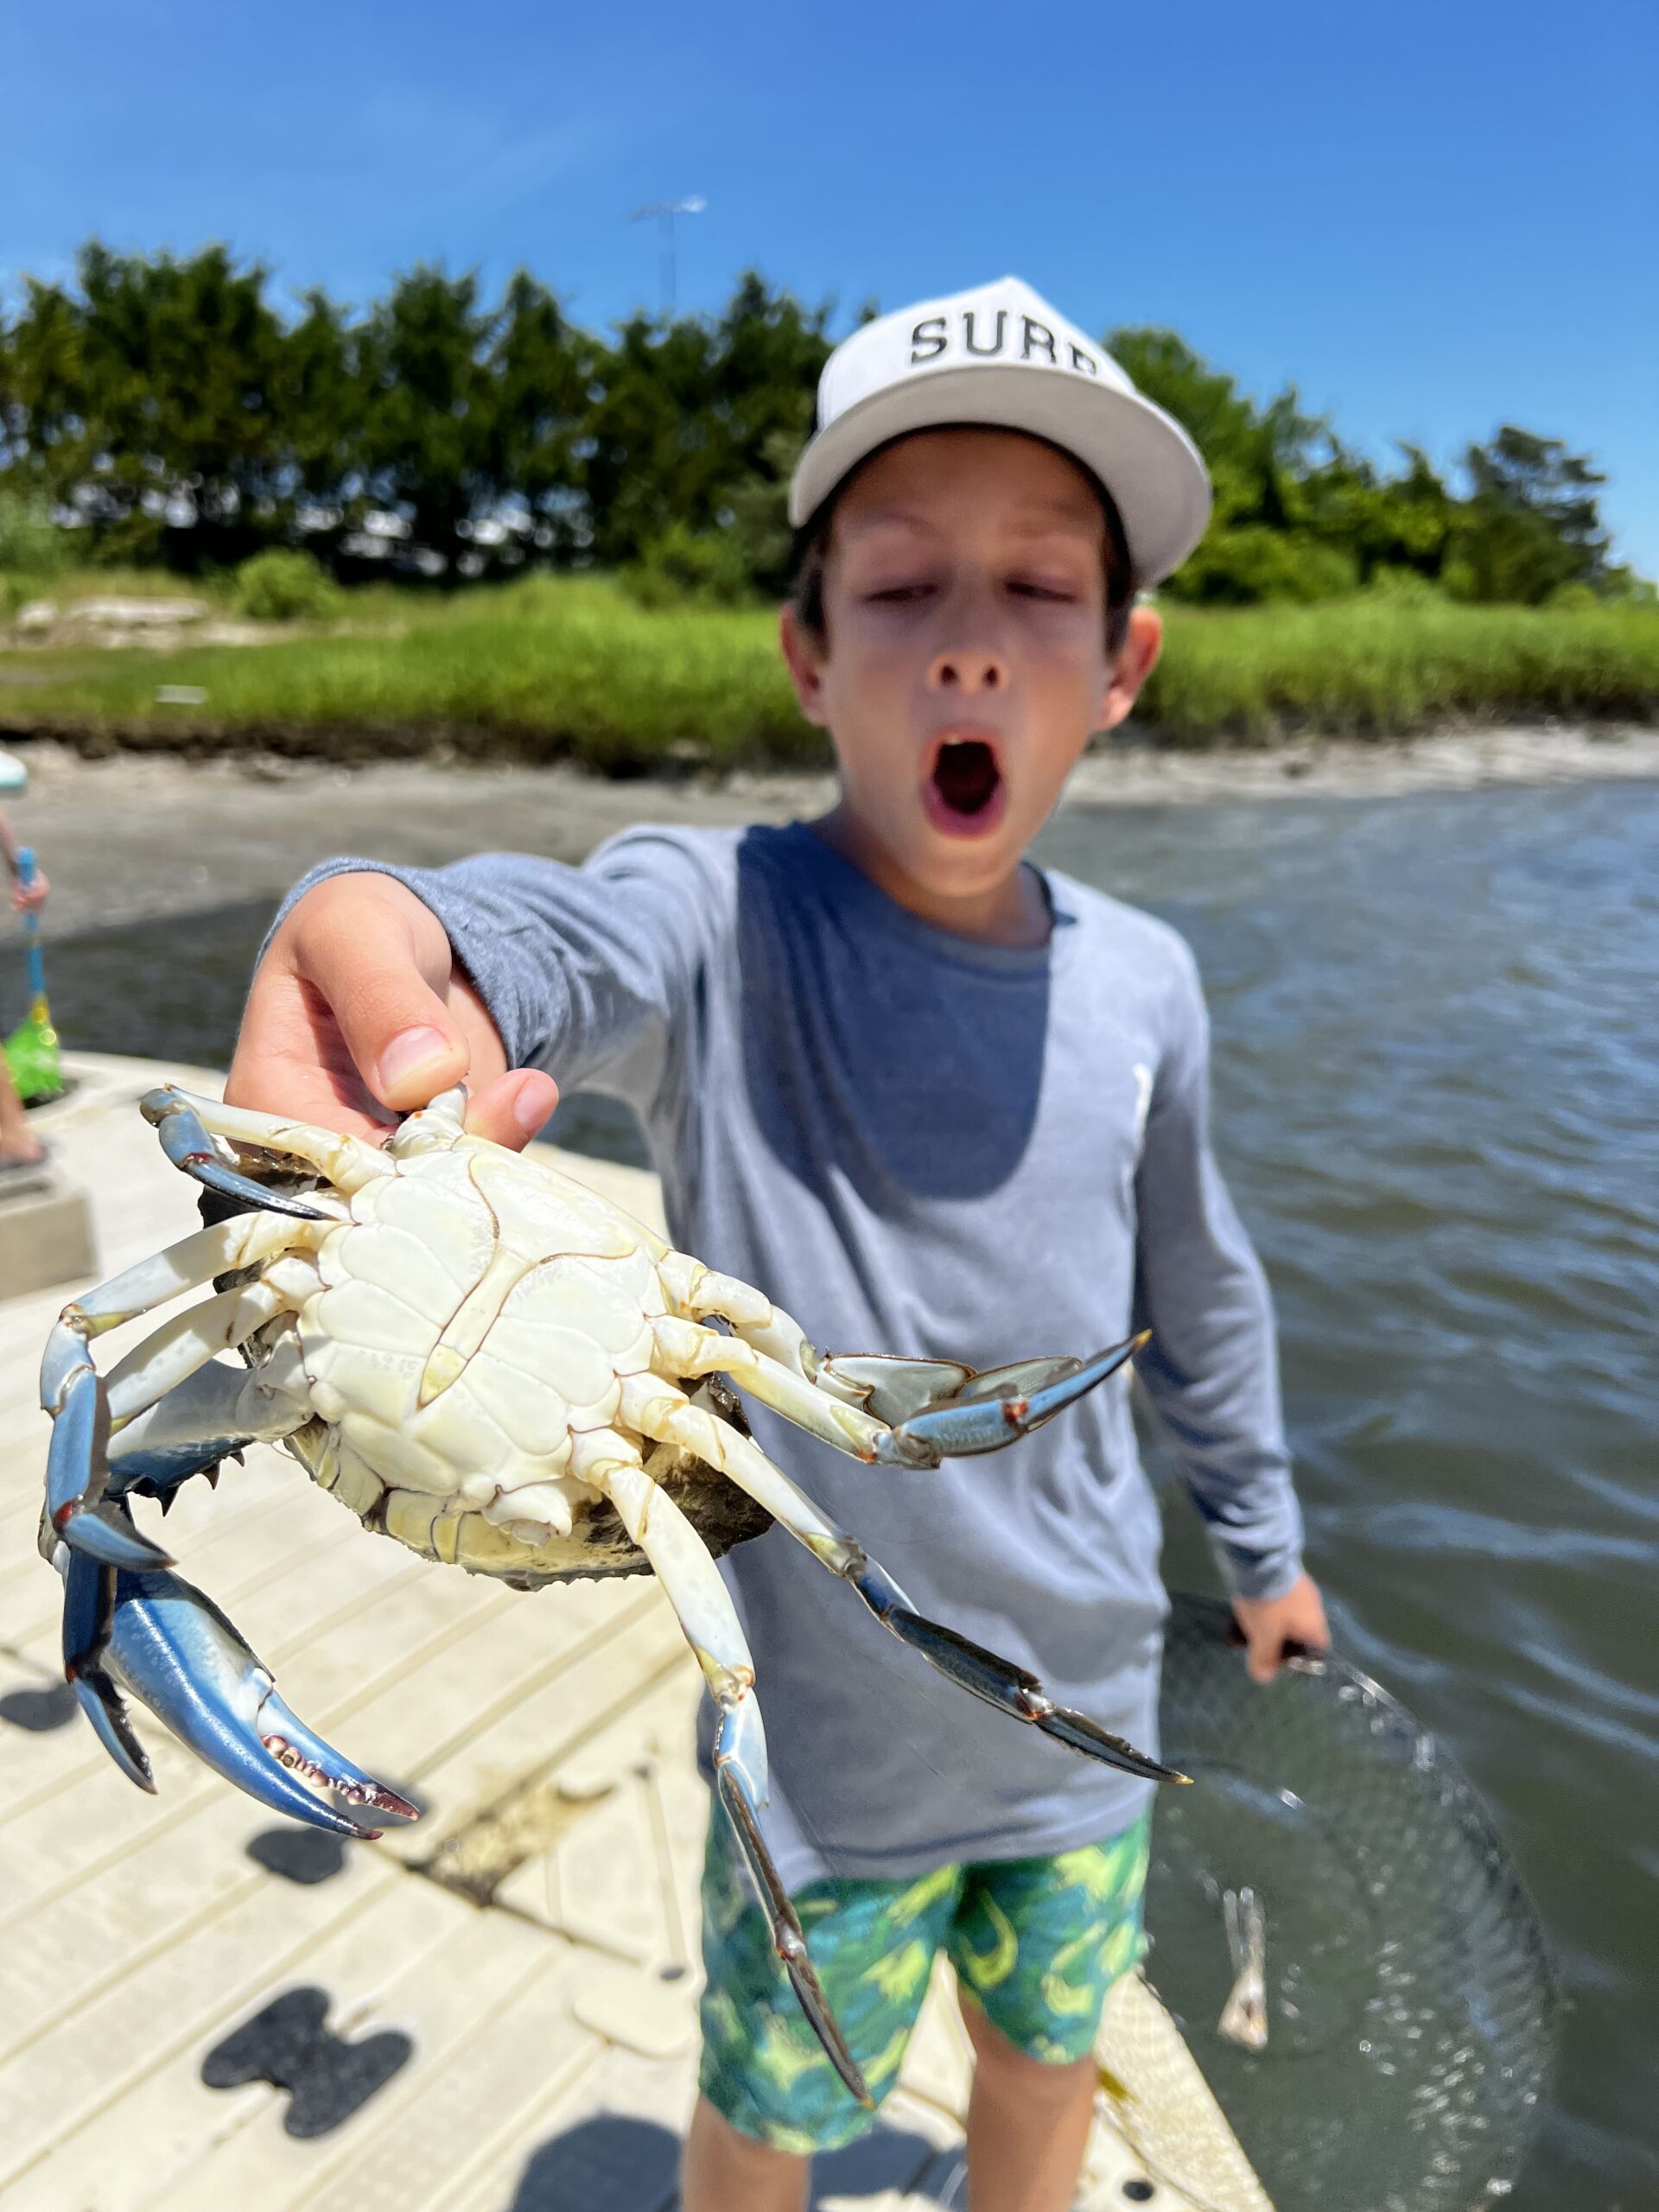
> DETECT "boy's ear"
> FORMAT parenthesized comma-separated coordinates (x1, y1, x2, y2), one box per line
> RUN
(1096, 604, 1162, 734)
(779, 603, 831, 728)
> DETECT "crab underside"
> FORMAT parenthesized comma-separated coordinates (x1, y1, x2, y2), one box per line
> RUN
(41, 1085, 1184, 2104)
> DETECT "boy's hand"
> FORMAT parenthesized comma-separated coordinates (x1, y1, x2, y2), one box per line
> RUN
(1233, 1572, 1330, 1684)
(226, 872, 560, 1148)
(10, 866, 48, 912)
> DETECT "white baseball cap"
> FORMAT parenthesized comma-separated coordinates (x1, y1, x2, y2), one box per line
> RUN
(789, 276, 1211, 587)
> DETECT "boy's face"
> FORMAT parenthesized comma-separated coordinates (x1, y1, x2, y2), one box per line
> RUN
(781, 428, 1160, 909)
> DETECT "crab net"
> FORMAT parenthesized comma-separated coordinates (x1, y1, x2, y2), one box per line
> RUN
(1135, 1595, 1556, 2212)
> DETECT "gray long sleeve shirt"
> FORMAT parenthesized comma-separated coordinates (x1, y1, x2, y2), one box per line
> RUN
(281, 823, 1303, 1887)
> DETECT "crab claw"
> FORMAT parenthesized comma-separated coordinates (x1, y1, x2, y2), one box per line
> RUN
(868, 1335, 1148, 1465)
(61, 1550, 416, 1840)
(45, 1360, 173, 1573)
(140, 1087, 329, 1222)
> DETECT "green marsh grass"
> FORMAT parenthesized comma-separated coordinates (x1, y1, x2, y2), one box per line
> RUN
(3, 575, 1656, 767)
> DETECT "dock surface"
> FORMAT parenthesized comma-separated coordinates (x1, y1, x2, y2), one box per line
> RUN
(0, 1058, 1264, 2211)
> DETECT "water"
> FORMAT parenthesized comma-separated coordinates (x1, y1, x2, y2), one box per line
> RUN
(1041, 786, 1659, 2209)
(27, 776, 1658, 2206)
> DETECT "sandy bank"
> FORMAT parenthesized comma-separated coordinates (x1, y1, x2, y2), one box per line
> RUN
(5, 722, 1657, 941)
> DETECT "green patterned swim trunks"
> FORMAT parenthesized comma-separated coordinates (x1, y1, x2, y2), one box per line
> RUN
(697, 1808, 1152, 2154)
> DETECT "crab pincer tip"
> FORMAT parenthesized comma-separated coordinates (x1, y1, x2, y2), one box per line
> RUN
(259, 1707, 423, 1830)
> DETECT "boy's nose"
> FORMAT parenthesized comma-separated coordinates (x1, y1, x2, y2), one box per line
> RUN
(926, 645, 1007, 696)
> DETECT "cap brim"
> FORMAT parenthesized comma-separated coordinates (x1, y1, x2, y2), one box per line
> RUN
(789, 365, 1212, 587)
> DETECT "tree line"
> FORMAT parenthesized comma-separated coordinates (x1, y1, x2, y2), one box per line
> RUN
(0, 242, 1643, 607)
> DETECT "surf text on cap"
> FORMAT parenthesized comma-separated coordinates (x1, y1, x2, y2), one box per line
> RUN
(909, 313, 1101, 376)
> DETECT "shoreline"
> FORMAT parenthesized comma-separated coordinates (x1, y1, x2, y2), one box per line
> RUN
(5, 722, 1657, 942)
(10, 717, 1659, 806)
(1065, 721, 1659, 804)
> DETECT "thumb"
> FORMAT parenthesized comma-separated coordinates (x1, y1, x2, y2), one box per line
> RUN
(465, 1069, 562, 1153)
(247, 874, 471, 1122)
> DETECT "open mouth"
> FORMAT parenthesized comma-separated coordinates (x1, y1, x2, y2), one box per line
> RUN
(925, 736, 1007, 837)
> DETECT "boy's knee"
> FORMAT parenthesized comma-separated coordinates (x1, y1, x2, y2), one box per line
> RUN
(959, 1991, 1094, 2102)
(683, 2094, 810, 2212)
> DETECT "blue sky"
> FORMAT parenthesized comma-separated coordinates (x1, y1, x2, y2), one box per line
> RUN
(6, 0, 1655, 570)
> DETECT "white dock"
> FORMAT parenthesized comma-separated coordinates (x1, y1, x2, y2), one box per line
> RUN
(0, 1058, 1267, 2212)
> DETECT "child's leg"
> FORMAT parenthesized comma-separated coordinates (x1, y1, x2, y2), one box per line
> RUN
(960, 1998, 1096, 2212)
(682, 2096, 810, 2212)
(948, 1809, 1154, 2212)
(0, 1058, 43, 1163)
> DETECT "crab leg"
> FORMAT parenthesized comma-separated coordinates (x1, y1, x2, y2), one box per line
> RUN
(41, 1218, 321, 1570)
(651, 1313, 1147, 1470)
(591, 1450, 871, 2107)
(42, 1366, 167, 1573)
(651, 1315, 892, 1459)
(141, 1086, 391, 1213)
(41, 1215, 314, 1397)
(656, 1260, 1147, 1462)
(46, 1261, 319, 1573)
(54, 1544, 417, 1839)
(107, 1338, 312, 1502)
(659, 1263, 977, 1436)
(662, 1259, 996, 1415)
(102, 1262, 317, 1427)
(620, 1376, 1185, 1786)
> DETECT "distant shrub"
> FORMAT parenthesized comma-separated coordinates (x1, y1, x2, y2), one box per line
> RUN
(1365, 566, 1446, 603)
(622, 524, 754, 611)
(1544, 582, 1602, 613)
(233, 548, 343, 622)
(0, 487, 66, 578)
(1173, 525, 1359, 606)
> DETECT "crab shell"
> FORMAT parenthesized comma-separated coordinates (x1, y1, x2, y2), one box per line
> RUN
(232, 1135, 773, 1584)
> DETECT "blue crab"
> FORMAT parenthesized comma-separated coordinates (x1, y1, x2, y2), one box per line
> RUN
(39, 1085, 1179, 2100)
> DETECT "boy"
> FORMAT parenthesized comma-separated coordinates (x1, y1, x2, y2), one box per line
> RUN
(231, 276, 1327, 2212)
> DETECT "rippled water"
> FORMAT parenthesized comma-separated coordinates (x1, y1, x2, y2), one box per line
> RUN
(29, 776, 1659, 2205)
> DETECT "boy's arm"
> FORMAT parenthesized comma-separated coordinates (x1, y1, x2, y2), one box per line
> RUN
(1131, 946, 1328, 1681)
(228, 834, 717, 1147)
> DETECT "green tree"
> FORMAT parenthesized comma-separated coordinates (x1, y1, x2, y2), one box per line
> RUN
(353, 267, 500, 570)
(583, 274, 830, 573)
(0, 244, 1635, 607)
(1109, 327, 1363, 601)
(480, 272, 595, 566)
(1109, 327, 1467, 601)
(0, 243, 296, 568)
(276, 288, 367, 545)
(1445, 426, 1611, 604)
